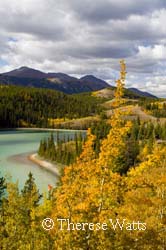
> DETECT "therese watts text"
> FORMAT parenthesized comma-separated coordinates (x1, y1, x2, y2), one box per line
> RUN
(56, 218, 146, 231)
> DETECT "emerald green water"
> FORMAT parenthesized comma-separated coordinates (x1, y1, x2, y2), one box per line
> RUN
(0, 129, 82, 193)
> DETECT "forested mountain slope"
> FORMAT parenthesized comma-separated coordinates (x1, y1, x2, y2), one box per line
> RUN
(0, 85, 103, 128)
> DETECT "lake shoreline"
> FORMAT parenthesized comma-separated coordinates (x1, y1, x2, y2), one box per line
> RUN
(0, 127, 87, 132)
(0, 129, 75, 191)
(28, 153, 61, 177)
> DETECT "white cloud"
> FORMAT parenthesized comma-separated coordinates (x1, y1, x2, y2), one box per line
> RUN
(138, 45, 166, 60)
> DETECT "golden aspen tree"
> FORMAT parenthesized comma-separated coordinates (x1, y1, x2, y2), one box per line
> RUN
(1, 183, 23, 250)
(98, 60, 132, 174)
(50, 61, 134, 249)
(113, 59, 127, 108)
(1, 180, 53, 250)
(86, 60, 133, 248)
(117, 145, 166, 250)
(51, 129, 98, 249)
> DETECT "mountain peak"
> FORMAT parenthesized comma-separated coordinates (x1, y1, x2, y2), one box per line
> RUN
(80, 75, 109, 88)
(80, 75, 102, 80)
(18, 66, 30, 70)
(3, 66, 46, 79)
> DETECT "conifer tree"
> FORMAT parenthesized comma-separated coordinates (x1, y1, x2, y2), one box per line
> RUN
(0, 175, 6, 207)
(21, 172, 42, 207)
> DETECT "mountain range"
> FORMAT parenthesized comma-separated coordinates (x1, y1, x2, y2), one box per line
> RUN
(0, 66, 157, 98)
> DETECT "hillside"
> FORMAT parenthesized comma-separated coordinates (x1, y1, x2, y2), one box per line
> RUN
(0, 66, 157, 98)
(0, 83, 161, 130)
(106, 104, 166, 122)
(0, 66, 110, 94)
(0, 85, 103, 128)
(92, 87, 157, 100)
(128, 87, 157, 98)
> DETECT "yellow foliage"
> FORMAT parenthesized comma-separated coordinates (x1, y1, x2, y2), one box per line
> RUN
(48, 117, 70, 126)
(46, 60, 166, 249)
(112, 59, 127, 108)
(117, 145, 166, 248)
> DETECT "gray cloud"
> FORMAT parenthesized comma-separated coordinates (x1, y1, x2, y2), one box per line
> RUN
(64, 0, 166, 22)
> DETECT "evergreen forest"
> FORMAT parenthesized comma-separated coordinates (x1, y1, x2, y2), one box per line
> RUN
(0, 85, 103, 128)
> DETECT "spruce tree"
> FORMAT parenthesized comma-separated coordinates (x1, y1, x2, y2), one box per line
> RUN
(21, 172, 42, 207)
(0, 175, 6, 207)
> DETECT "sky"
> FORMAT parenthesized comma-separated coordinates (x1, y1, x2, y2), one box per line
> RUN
(0, 0, 166, 97)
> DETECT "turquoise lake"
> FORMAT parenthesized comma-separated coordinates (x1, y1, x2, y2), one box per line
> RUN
(0, 129, 84, 193)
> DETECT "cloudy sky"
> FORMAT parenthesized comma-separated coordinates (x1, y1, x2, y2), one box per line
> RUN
(0, 0, 166, 97)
